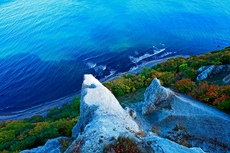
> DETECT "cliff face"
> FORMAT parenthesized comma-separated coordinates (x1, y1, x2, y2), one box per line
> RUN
(21, 75, 205, 153)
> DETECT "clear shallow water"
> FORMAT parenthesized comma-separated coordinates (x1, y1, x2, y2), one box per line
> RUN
(0, 0, 230, 114)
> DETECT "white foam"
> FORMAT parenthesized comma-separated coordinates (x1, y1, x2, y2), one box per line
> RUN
(160, 52, 173, 58)
(129, 66, 138, 71)
(94, 65, 106, 72)
(101, 70, 116, 81)
(87, 62, 97, 68)
(129, 48, 166, 63)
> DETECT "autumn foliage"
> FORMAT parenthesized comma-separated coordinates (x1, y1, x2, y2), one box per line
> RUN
(0, 97, 80, 153)
(103, 136, 141, 153)
(174, 79, 196, 93)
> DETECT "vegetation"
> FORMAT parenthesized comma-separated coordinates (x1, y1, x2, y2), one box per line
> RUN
(103, 136, 141, 153)
(1, 46, 230, 153)
(104, 46, 230, 113)
(0, 97, 80, 153)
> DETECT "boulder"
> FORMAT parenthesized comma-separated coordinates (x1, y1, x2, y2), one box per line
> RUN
(196, 65, 215, 81)
(68, 74, 140, 152)
(20, 137, 70, 153)
(125, 107, 137, 119)
(212, 65, 225, 74)
(142, 78, 171, 115)
(196, 65, 210, 74)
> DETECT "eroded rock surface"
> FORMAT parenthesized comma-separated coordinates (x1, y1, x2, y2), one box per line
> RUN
(196, 65, 215, 81)
(67, 75, 204, 153)
(142, 78, 171, 115)
(67, 74, 140, 152)
(223, 73, 230, 84)
(143, 136, 204, 153)
(139, 78, 230, 152)
(21, 75, 206, 153)
(196, 64, 230, 81)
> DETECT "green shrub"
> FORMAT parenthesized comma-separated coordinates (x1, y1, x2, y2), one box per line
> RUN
(179, 64, 188, 72)
(183, 68, 197, 81)
(220, 54, 230, 64)
(0, 130, 16, 145)
(71, 97, 81, 112)
(217, 99, 230, 113)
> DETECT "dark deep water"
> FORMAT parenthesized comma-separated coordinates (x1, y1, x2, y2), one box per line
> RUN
(0, 0, 230, 114)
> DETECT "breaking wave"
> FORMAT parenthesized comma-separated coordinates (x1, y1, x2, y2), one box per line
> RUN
(129, 48, 166, 63)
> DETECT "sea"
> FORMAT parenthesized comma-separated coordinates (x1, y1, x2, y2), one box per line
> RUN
(0, 0, 230, 114)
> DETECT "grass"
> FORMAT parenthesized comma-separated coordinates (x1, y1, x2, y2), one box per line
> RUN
(117, 88, 146, 105)
(205, 76, 225, 85)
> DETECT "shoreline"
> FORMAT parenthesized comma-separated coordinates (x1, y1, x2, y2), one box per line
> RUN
(0, 55, 189, 121)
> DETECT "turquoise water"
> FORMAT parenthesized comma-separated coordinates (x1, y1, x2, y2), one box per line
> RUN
(0, 0, 230, 113)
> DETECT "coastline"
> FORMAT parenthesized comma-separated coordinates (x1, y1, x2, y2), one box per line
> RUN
(0, 55, 189, 121)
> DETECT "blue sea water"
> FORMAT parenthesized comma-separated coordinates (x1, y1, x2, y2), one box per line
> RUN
(0, 0, 230, 114)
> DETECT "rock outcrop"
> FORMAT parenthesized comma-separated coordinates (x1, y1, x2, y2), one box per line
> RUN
(138, 78, 230, 152)
(142, 78, 171, 115)
(67, 74, 140, 152)
(20, 75, 206, 153)
(223, 73, 230, 84)
(196, 64, 230, 81)
(142, 136, 204, 153)
(196, 65, 215, 81)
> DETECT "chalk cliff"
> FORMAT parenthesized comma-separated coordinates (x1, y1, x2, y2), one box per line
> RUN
(21, 75, 205, 153)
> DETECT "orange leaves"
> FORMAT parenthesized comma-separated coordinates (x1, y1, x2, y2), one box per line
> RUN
(152, 74, 156, 79)
(213, 94, 229, 105)
(174, 78, 196, 93)
(190, 82, 230, 111)
(103, 136, 141, 153)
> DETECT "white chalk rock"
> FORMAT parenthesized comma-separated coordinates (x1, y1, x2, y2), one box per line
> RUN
(223, 73, 230, 84)
(196, 65, 215, 81)
(196, 65, 210, 74)
(144, 136, 204, 153)
(142, 78, 171, 115)
(69, 74, 139, 153)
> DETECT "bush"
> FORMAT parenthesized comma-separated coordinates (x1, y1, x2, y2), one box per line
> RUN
(220, 54, 230, 64)
(71, 97, 81, 112)
(103, 136, 141, 153)
(179, 64, 188, 72)
(0, 130, 16, 145)
(190, 83, 223, 105)
(160, 72, 176, 86)
(174, 79, 196, 93)
(217, 99, 230, 113)
(183, 68, 197, 81)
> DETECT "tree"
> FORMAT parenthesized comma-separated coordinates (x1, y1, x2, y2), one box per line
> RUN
(220, 54, 230, 64)
(179, 64, 188, 72)
(183, 68, 197, 81)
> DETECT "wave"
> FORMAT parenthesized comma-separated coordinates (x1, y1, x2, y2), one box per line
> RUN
(93, 65, 106, 73)
(86, 62, 97, 68)
(159, 52, 173, 58)
(129, 48, 166, 63)
(129, 66, 138, 71)
(100, 70, 116, 82)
